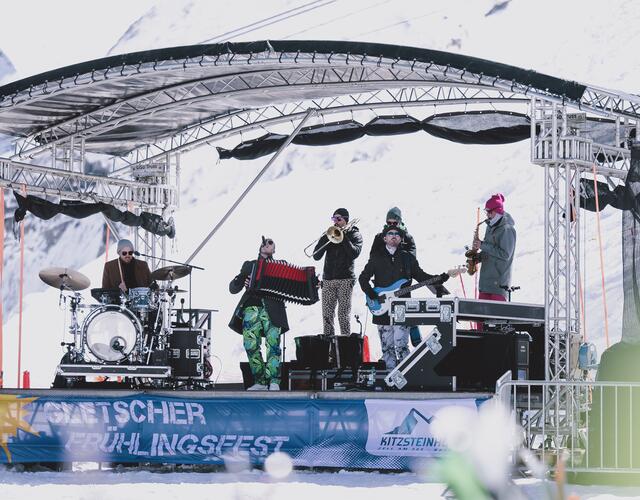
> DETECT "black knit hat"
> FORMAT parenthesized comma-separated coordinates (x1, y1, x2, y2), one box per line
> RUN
(333, 207, 349, 220)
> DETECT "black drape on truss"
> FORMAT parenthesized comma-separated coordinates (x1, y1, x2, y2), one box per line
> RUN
(13, 192, 175, 238)
(217, 111, 532, 160)
(621, 144, 640, 343)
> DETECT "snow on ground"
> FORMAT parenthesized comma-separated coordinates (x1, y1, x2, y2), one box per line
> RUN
(1, 467, 640, 500)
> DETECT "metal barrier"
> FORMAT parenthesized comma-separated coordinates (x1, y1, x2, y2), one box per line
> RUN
(496, 372, 640, 475)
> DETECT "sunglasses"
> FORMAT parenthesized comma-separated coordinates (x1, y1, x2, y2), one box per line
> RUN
(386, 231, 400, 237)
(121, 251, 134, 256)
(262, 239, 274, 246)
(332, 215, 344, 222)
(386, 220, 399, 226)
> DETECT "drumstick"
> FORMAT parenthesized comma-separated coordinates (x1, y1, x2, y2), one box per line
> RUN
(117, 257, 126, 291)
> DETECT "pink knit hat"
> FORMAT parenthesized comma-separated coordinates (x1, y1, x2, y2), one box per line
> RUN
(485, 194, 505, 214)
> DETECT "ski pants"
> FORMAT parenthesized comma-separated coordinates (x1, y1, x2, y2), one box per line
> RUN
(377, 324, 410, 370)
(242, 306, 282, 385)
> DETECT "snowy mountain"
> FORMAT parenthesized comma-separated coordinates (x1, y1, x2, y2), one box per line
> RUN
(0, 49, 15, 83)
(0, 0, 637, 388)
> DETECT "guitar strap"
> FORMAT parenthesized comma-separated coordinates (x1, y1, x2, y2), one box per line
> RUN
(401, 251, 412, 280)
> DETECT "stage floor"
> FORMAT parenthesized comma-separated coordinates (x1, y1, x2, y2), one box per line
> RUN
(0, 387, 493, 399)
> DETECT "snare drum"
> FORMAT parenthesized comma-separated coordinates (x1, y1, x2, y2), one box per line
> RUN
(129, 287, 153, 312)
(90, 287, 123, 305)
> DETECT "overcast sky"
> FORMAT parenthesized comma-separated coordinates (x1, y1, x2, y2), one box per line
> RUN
(0, 1, 154, 79)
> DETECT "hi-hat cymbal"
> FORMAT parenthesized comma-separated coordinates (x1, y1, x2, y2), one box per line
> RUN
(39, 267, 90, 291)
(150, 265, 191, 281)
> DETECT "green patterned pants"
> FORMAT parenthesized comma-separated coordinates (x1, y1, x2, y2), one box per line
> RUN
(242, 305, 282, 385)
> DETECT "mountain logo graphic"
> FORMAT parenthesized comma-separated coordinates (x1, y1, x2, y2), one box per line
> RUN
(385, 408, 434, 435)
(375, 407, 443, 452)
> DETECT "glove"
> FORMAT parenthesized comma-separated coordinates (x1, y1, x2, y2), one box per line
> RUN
(439, 272, 450, 283)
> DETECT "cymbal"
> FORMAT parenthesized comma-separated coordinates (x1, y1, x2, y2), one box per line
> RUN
(150, 265, 191, 281)
(39, 267, 90, 291)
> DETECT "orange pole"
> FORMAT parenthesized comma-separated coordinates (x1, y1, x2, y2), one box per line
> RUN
(592, 166, 610, 348)
(458, 273, 467, 298)
(17, 186, 26, 387)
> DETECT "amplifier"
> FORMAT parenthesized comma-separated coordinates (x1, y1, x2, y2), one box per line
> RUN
(294, 334, 364, 370)
(168, 328, 211, 379)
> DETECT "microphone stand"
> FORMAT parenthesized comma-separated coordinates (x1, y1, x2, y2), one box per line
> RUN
(135, 251, 205, 327)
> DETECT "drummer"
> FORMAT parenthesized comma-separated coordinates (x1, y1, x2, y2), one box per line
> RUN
(102, 239, 152, 292)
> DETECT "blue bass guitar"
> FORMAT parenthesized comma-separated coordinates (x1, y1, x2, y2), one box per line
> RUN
(365, 266, 465, 316)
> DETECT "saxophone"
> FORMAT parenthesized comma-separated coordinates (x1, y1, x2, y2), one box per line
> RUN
(465, 219, 488, 275)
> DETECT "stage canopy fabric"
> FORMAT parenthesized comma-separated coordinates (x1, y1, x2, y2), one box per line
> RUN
(0, 40, 589, 157)
(216, 111, 532, 160)
(13, 192, 176, 237)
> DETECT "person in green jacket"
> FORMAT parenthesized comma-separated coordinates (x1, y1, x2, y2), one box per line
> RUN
(473, 194, 516, 301)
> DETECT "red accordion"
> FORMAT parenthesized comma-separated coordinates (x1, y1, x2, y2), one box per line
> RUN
(249, 259, 319, 305)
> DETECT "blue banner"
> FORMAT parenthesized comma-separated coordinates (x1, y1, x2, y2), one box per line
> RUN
(0, 393, 489, 469)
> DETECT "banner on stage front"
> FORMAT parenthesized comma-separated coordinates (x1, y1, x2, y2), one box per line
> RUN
(364, 398, 479, 457)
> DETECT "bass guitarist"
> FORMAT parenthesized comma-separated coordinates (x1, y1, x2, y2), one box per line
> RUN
(358, 225, 449, 370)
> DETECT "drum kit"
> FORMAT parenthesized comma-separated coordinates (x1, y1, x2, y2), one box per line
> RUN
(41, 264, 213, 389)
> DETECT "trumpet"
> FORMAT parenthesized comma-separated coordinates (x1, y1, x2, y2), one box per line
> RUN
(464, 219, 488, 275)
(304, 218, 360, 258)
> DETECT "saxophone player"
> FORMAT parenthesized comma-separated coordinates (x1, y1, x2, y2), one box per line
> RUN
(313, 208, 363, 336)
(473, 194, 517, 301)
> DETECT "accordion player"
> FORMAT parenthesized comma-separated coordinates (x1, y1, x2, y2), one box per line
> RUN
(248, 258, 320, 305)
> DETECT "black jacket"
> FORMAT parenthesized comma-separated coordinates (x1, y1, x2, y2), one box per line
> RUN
(313, 227, 363, 280)
(359, 248, 437, 325)
(228, 260, 290, 335)
(369, 231, 416, 257)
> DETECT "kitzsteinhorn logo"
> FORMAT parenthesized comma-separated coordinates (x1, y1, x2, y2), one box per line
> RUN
(0, 395, 40, 462)
(377, 408, 444, 452)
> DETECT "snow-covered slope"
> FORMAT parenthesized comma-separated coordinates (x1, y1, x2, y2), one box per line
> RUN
(0, 0, 635, 387)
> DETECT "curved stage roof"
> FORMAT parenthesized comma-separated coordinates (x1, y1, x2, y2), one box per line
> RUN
(0, 40, 636, 159)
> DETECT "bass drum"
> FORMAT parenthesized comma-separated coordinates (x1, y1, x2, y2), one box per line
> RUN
(82, 305, 142, 362)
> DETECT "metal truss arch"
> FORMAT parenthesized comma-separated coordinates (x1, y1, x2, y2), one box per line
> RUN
(116, 89, 529, 170)
(2, 41, 639, 164)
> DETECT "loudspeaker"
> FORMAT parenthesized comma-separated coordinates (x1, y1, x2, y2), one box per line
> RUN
(294, 335, 332, 369)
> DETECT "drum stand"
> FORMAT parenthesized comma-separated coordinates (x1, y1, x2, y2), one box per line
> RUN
(64, 290, 85, 362)
(148, 281, 176, 363)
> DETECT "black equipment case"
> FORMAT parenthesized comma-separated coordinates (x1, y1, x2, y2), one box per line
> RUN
(386, 297, 545, 391)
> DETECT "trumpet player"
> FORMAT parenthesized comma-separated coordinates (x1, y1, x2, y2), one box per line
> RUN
(313, 208, 363, 336)
(473, 194, 516, 301)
